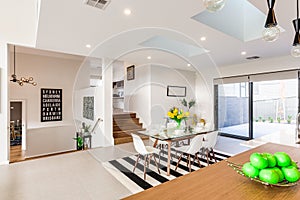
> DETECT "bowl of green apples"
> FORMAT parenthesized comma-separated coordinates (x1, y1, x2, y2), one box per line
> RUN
(227, 152, 300, 187)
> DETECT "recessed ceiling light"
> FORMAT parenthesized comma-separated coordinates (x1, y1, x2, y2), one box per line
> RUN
(124, 9, 132, 15)
(200, 37, 206, 41)
(147, 56, 152, 60)
(187, 64, 191, 67)
(86, 44, 91, 48)
(241, 51, 247, 55)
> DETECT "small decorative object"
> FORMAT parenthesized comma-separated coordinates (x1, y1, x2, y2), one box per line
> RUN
(227, 151, 300, 187)
(167, 107, 189, 129)
(127, 65, 135, 80)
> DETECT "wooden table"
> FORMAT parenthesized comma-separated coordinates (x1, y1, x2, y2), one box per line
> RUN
(138, 129, 211, 176)
(123, 143, 300, 200)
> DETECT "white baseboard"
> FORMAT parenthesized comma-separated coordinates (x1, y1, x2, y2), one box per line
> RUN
(0, 160, 9, 165)
(25, 149, 76, 159)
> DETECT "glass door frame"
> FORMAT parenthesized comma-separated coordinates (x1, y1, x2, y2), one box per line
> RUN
(214, 70, 300, 141)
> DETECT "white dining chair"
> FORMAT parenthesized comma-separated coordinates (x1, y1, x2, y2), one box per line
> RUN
(131, 133, 161, 180)
(201, 131, 219, 165)
(174, 134, 204, 172)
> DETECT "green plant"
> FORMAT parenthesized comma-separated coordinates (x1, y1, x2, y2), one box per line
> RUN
(181, 98, 196, 110)
(287, 115, 292, 124)
(268, 117, 274, 123)
(262, 118, 266, 122)
(255, 118, 259, 122)
(82, 122, 91, 133)
(258, 116, 262, 122)
(277, 117, 281, 123)
(73, 136, 83, 150)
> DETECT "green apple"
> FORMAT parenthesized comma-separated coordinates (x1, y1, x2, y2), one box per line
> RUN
(274, 152, 291, 167)
(282, 166, 300, 183)
(271, 167, 285, 182)
(291, 161, 299, 169)
(250, 153, 268, 169)
(242, 162, 259, 178)
(262, 153, 277, 168)
(259, 168, 279, 184)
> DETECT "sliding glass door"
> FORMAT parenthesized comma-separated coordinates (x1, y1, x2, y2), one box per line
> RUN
(216, 82, 251, 139)
(253, 79, 298, 138)
(215, 70, 299, 140)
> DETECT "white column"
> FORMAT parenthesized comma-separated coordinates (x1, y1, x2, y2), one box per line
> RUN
(102, 58, 113, 146)
(0, 42, 9, 164)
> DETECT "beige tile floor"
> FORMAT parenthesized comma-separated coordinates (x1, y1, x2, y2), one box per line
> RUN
(0, 136, 248, 200)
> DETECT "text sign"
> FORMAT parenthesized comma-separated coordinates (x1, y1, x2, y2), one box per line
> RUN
(41, 88, 62, 122)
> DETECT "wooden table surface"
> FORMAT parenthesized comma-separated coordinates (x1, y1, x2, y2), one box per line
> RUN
(123, 143, 300, 200)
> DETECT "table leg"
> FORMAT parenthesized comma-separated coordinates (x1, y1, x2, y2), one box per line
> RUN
(153, 139, 158, 148)
(167, 140, 171, 176)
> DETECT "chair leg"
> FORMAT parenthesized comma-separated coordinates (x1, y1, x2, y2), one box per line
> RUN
(188, 154, 191, 172)
(144, 155, 147, 180)
(175, 153, 183, 171)
(211, 149, 217, 163)
(133, 154, 140, 173)
(152, 154, 161, 174)
(206, 150, 210, 166)
(195, 153, 202, 168)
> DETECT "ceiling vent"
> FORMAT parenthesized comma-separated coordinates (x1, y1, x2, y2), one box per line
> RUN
(84, 0, 111, 10)
(246, 56, 260, 60)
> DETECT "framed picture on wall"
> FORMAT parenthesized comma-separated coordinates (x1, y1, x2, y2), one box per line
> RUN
(127, 65, 135, 80)
(167, 86, 186, 97)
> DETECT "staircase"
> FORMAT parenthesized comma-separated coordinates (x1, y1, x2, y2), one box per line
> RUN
(113, 112, 147, 145)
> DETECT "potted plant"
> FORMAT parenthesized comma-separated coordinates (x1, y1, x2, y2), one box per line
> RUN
(277, 117, 281, 123)
(268, 117, 274, 123)
(73, 135, 83, 150)
(287, 115, 292, 124)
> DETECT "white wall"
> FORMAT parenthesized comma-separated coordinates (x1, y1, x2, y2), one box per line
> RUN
(74, 87, 104, 148)
(9, 50, 83, 157)
(150, 65, 196, 127)
(124, 64, 197, 129)
(124, 64, 151, 128)
(0, 0, 38, 47)
(113, 60, 125, 82)
(218, 55, 300, 77)
(0, 43, 9, 164)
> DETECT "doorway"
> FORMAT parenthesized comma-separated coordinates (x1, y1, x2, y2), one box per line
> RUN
(10, 100, 26, 163)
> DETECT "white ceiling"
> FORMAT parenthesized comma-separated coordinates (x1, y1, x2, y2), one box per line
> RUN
(4, 0, 299, 70)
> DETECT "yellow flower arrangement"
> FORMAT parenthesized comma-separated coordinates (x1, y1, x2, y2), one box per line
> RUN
(167, 107, 190, 128)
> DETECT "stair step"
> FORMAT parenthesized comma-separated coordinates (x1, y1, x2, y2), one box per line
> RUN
(113, 129, 146, 138)
(113, 113, 136, 119)
(114, 135, 148, 145)
(113, 123, 143, 131)
(113, 118, 140, 125)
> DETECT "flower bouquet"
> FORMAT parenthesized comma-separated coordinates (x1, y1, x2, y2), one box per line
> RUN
(167, 107, 189, 129)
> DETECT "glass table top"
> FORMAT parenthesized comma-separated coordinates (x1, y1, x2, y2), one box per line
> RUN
(138, 127, 213, 141)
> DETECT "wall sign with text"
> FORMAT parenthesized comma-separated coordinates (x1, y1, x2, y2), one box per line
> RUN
(41, 88, 62, 122)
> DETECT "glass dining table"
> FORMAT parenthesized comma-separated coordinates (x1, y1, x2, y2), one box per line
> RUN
(138, 127, 214, 176)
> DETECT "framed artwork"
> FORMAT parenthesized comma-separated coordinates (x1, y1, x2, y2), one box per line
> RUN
(41, 88, 62, 122)
(83, 96, 94, 120)
(127, 65, 135, 80)
(167, 86, 186, 97)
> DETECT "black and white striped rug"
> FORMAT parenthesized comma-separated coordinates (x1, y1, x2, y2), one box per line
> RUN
(102, 149, 231, 194)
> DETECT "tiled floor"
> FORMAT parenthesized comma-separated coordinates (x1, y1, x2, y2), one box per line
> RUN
(0, 136, 249, 200)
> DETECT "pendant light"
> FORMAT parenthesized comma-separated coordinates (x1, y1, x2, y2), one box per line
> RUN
(10, 45, 37, 86)
(291, 0, 300, 57)
(262, 0, 280, 42)
(203, 0, 226, 13)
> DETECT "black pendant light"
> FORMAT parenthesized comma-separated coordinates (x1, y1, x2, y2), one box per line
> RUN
(292, 0, 300, 57)
(262, 0, 280, 42)
(10, 45, 37, 86)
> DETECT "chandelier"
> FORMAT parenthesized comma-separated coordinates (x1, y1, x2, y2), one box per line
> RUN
(10, 45, 37, 86)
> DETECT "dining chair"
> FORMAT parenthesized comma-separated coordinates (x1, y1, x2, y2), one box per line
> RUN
(131, 133, 161, 180)
(174, 134, 204, 172)
(201, 131, 219, 165)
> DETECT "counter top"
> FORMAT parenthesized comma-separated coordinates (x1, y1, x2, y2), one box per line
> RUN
(123, 143, 300, 200)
